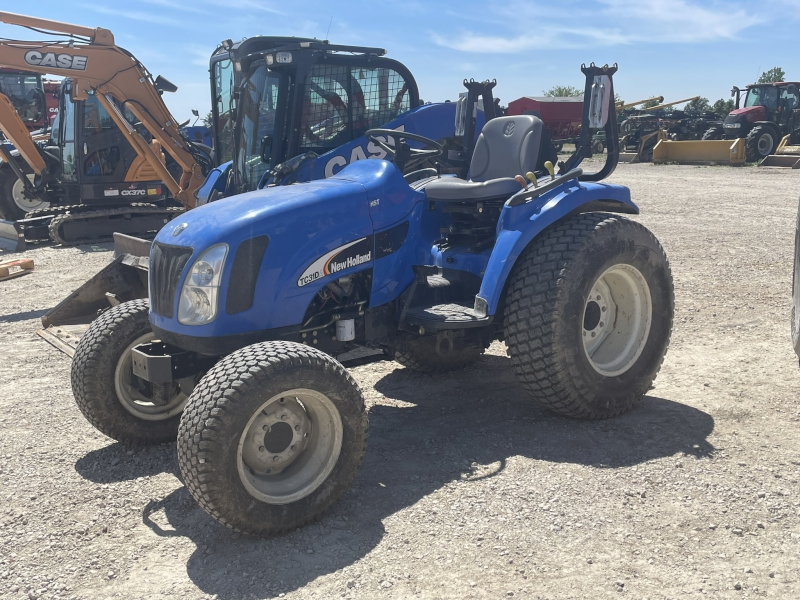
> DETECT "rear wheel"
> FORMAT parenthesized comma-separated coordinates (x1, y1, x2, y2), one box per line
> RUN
(178, 341, 368, 536)
(71, 299, 192, 444)
(746, 125, 776, 162)
(394, 333, 484, 373)
(504, 213, 674, 419)
(0, 163, 47, 221)
(701, 126, 723, 141)
(592, 139, 605, 154)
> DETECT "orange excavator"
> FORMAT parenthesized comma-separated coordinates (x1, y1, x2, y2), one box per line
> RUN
(0, 12, 211, 245)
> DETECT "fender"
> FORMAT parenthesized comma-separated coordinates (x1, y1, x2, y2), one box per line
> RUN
(477, 180, 638, 315)
(196, 161, 231, 205)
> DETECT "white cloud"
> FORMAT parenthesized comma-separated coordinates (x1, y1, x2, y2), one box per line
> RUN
(433, 0, 762, 53)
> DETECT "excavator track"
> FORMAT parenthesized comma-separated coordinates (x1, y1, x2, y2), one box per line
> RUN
(48, 205, 184, 246)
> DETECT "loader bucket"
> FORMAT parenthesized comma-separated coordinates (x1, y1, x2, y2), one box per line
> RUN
(759, 136, 800, 168)
(0, 218, 25, 252)
(759, 154, 800, 168)
(652, 138, 746, 166)
(37, 233, 151, 356)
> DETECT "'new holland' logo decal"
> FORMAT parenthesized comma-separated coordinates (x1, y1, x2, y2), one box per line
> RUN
(24, 50, 88, 71)
(297, 236, 373, 287)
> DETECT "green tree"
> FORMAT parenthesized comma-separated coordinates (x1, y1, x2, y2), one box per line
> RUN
(684, 97, 711, 115)
(711, 98, 735, 118)
(542, 85, 582, 97)
(202, 110, 214, 128)
(757, 67, 785, 84)
(641, 98, 662, 109)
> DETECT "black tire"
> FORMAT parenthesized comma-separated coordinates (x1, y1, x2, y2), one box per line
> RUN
(71, 299, 189, 444)
(592, 139, 605, 154)
(701, 126, 723, 141)
(178, 341, 368, 536)
(504, 213, 674, 419)
(0, 162, 43, 221)
(746, 125, 776, 162)
(394, 334, 484, 373)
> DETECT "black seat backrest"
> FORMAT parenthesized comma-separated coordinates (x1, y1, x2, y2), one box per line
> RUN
(470, 115, 544, 182)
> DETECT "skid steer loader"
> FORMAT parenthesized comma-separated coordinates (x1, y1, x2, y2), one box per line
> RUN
(36, 31, 522, 356)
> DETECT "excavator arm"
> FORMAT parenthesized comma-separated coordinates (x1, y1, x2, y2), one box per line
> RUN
(0, 12, 207, 208)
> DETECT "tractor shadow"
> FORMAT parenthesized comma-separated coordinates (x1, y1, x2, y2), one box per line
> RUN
(147, 352, 715, 599)
(75, 442, 179, 483)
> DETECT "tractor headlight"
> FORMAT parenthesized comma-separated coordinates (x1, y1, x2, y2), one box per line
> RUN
(724, 122, 741, 129)
(178, 244, 228, 325)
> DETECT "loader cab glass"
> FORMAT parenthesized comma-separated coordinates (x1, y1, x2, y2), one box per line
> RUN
(299, 65, 412, 154)
(0, 73, 44, 125)
(235, 65, 285, 191)
(212, 58, 235, 164)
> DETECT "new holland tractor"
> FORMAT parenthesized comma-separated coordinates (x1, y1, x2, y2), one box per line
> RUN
(70, 64, 674, 536)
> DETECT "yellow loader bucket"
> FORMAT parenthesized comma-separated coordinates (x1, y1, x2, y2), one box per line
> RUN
(652, 138, 746, 166)
(759, 134, 800, 168)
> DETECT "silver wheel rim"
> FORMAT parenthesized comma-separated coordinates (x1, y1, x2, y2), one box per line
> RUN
(238, 389, 343, 505)
(757, 133, 774, 156)
(12, 175, 48, 213)
(113, 332, 189, 420)
(582, 264, 652, 377)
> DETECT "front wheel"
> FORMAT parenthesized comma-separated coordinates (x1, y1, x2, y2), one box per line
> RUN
(178, 341, 368, 536)
(504, 213, 674, 419)
(71, 299, 191, 444)
(746, 125, 776, 162)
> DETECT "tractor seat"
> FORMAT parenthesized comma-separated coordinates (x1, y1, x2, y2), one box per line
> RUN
(424, 115, 544, 202)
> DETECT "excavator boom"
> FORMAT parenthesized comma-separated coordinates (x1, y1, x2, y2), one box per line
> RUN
(0, 12, 205, 208)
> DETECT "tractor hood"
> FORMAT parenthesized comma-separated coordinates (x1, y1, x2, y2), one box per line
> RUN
(728, 106, 766, 123)
(150, 159, 418, 340)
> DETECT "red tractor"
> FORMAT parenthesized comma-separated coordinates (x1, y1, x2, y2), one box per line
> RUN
(702, 82, 800, 162)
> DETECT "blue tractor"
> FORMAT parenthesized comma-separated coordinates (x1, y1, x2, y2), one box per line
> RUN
(70, 64, 674, 536)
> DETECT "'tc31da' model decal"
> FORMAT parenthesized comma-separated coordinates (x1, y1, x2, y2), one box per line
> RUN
(324, 125, 405, 178)
(297, 236, 373, 287)
(24, 50, 88, 71)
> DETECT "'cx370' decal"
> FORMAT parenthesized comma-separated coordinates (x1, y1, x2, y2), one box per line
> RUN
(24, 50, 88, 71)
(297, 236, 373, 287)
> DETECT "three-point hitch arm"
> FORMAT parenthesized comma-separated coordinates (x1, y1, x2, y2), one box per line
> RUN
(0, 12, 209, 208)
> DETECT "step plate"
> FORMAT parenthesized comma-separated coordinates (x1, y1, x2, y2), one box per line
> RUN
(404, 303, 491, 331)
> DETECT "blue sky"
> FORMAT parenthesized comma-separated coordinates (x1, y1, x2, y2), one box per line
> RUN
(1, 0, 798, 121)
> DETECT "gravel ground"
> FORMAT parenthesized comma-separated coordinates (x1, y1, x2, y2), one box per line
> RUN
(1, 162, 799, 600)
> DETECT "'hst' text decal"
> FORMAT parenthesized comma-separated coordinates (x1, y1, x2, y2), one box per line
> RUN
(297, 236, 373, 287)
(24, 50, 88, 71)
(324, 125, 405, 178)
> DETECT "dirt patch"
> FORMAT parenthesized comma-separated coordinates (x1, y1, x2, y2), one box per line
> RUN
(1, 162, 799, 599)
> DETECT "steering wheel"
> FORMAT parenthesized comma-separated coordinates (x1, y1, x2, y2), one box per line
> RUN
(366, 129, 444, 172)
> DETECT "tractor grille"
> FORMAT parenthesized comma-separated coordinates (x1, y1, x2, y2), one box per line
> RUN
(150, 242, 193, 318)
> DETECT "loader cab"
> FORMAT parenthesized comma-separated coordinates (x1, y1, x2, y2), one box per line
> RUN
(211, 39, 419, 195)
(0, 69, 46, 130)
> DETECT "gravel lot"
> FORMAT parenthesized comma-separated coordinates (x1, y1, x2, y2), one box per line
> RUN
(1, 162, 799, 600)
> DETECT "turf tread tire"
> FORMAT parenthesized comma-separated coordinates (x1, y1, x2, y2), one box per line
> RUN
(177, 341, 368, 536)
(504, 213, 674, 420)
(70, 299, 184, 444)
